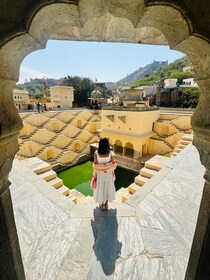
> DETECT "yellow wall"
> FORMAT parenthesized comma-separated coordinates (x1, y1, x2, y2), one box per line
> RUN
(13, 88, 30, 110)
(100, 131, 149, 158)
(18, 141, 44, 157)
(148, 139, 171, 155)
(171, 116, 191, 130)
(51, 135, 71, 149)
(23, 114, 49, 127)
(50, 86, 74, 108)
(62, 125, 80, 137)
(165, 133, 183, 147)
(18, 109, 192, 164)
(58, 151, 78, 164)
(31, 129, 56, 144)
(102, 109, 160, 136)
(19, 123, 37, 136)
(56, 111, 74, 123)
(44, 119, 66, 132)
(39, 147, 62, 161)
(18, 110, 102, 165)
(154, 122, 178, 136)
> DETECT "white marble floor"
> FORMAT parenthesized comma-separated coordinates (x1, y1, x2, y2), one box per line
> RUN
(9, 144, 205, 280)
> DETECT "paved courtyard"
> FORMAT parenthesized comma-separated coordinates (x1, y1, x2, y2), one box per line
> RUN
(9, 144, 205, 280)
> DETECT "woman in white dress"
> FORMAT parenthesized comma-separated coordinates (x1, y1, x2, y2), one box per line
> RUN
(93, 138, 116, 210)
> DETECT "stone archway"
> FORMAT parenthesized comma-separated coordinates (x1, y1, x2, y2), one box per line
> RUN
(114, 140, 123, 155)
(125, 142, 134, 158)
(0, 1, 210, 279)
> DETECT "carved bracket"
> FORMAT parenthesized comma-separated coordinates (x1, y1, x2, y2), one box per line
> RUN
(118, 116, 126, 123)
(105, 115, 114, 122)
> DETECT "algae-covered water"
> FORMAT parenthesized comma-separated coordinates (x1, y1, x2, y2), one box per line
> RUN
(57, 161, 138, 196)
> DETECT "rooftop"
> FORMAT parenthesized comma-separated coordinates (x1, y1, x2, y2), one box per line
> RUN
(103, 106, 159, 112)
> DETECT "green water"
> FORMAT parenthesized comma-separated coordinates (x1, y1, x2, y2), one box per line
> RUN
(57, 161, 138, 196)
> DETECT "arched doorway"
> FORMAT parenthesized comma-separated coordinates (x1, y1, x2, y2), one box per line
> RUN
(0, 1, 210, 279)
(74, 142, 81, 152)
(114, 140, 123, 155)
(124, 142, 134, 158)
(77, 119, 82, 128)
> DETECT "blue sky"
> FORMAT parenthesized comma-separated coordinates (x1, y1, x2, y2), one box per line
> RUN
(18, 40, 184, 84)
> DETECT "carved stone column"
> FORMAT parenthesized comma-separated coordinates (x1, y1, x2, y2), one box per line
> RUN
(134, 150, 140, 159)
(122, 146, 126, 156)
(0, 79, 25, 279)
(185, 79, 210, 279)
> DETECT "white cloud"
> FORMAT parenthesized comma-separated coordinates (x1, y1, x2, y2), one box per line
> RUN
(18, 66, 51, 84)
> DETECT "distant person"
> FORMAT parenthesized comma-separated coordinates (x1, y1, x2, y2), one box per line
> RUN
(36, 102, 40, 113)
(40, 103, 45, 112)
(91, 138, 117, 210)
(44, 103, 47, 111)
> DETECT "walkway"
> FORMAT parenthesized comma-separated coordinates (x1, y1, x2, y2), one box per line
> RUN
(9, 144, 205, 280)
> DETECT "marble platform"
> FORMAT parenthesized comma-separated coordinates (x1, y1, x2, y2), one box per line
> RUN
(9, 144, 205, 280)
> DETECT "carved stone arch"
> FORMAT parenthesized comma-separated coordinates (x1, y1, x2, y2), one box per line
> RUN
(125, 142, 134, 158)
(138, 4, 190, 46)
(113, 139, 123, 155)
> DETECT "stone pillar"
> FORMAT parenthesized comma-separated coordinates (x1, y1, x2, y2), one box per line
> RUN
(0, 79, 25, 279)
(185, 79, 210, 279)
(134, 150, 140, 159)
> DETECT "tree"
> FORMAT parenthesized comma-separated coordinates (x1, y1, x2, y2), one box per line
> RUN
(176, 88, 199, 108)
(62, 76, 95, 106)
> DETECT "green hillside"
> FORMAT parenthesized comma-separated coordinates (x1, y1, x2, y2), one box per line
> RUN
(132, 56, 192, 88)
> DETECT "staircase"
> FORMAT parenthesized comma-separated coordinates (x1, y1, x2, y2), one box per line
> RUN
(114, 154, 171, 203)
(171, 133, 193, 157)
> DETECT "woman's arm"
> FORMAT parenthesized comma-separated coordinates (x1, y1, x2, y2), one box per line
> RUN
(110, 150, 116, 163)
(94, 152, 98, 164)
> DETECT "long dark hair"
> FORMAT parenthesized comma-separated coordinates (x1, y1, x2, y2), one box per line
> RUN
(98, 138, 110, 155)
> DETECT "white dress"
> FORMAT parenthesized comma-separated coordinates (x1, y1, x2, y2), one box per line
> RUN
(93, 150, 116, 204)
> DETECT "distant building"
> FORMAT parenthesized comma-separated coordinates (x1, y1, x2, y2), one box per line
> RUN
(50, 86, 74, 109)
(122, 86, 156, 107)
(89, 90, 107, 109)
(156, 79, 179, 107)
(180, 78, 198, 88)
(13, 88, 31, 110)
(183, 66, 194, 72)
(94, 82, 106, 90)
(164, 79, 178, 88)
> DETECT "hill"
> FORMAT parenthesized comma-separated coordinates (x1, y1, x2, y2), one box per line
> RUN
(132, 56, 192, 88)
(16, 78, 63, 96)
(117, 60, 168, 85)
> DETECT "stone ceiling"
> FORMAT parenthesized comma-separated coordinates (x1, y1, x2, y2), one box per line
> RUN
(1, 0, 210, 48)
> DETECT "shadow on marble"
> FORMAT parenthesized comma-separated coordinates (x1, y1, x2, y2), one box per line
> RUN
(87, 208, 122, 279)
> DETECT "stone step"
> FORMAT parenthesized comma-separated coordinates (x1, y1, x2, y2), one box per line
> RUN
(48, 177, 63, 189)
(182, 134, 193, 141)
(134, 174, 149, 186)
(128, 183, 141, 194)
(114, 187, 127, 203)
(180, 139, 191, 145)
(145, 155, 170, 171)
(57, 185, 70, 196)
(140, 167, 158, 178)
(174, 148, 182, 153)
(68, 189, 86, 204)
(39, 170, 57, 181)
(177, 144, 186, 149)
(77, 196, 95, 205)
(17, 157, 52, 174)
(121, 192, 132, 203)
